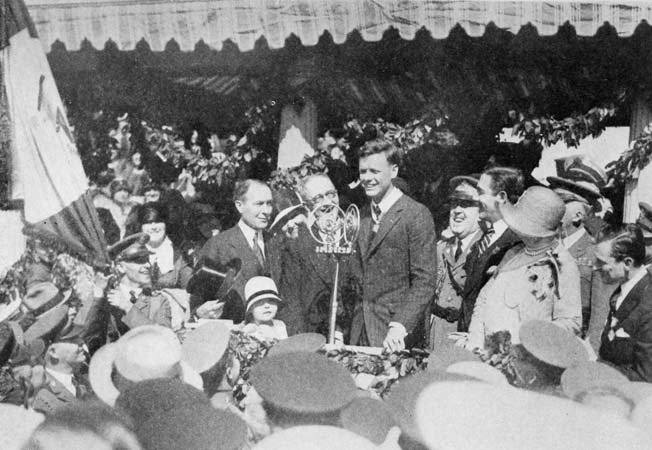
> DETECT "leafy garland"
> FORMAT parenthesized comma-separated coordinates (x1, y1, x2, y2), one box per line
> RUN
(606, 123, 652, 184)
(508, 105, 616, 148)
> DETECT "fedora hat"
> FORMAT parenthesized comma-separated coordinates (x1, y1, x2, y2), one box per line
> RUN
(269, 188, 306, 235)
(519, 320, 589, 369)
(89, 325, 203, 406)
(186, 257, 241, 299)
(547, 176, 601, 203)
(500, 186, 565, 238)
(245, 276, 283, 313)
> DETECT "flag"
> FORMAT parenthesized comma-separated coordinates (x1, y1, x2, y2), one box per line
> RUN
(1, 0, 108, 266)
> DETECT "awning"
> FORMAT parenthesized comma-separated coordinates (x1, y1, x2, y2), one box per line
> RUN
(25, 0, 652, 53)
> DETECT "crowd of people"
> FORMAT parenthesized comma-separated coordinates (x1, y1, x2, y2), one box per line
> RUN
(2, 125, 652, 449)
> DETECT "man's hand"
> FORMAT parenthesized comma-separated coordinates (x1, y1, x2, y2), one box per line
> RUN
(106, 289, 132, 313)
(195, 299, 225, 319)
(383, 326, 406, 353)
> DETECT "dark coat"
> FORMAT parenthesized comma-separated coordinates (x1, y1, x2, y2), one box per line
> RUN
(195, 225, 275, 324)
(458, 228, 520, 332)
(350, 195, 437, 347)
(274, 227, 361, 338)
(599, 272, 652, 382)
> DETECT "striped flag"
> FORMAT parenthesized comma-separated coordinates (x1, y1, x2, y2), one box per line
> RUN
(1, 0, 108, 266)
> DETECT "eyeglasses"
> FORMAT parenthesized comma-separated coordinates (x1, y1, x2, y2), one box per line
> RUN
(450, 199, 480, 209)
(310, 190, 338, 205)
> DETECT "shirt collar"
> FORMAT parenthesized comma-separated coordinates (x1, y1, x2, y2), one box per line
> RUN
(620, 265, 648, 301)
(372, 186, 403, 216)
(238, 219, 261, 243)
(491, 219, 508, 238)
(458, 230, 481, 253)
(46, 368, 75, 394)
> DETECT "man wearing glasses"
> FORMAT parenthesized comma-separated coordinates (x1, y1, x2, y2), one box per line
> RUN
(428, 176, 482, 349)
(275, 174, 361, 340)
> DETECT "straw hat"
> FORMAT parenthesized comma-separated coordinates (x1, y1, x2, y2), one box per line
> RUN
(0, 404, 44, 450)
(446, 361, 509, 386)
(181, 321, 231, 373)
(500, 186, 565, 237)
(252, 425, 378, 450)
(560, 361, 629, 400)
(416, 381, 650, 450)
(89, 325, 203, 406)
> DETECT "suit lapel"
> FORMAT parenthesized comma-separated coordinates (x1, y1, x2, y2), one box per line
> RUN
(357, 208, 373, 259)
(366, 197, 405, 258)
(615, 273, 652, 322)
(45, 374, 77, 402)
(230, 227, 263, 272)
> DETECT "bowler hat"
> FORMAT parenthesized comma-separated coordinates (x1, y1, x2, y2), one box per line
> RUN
(250, 352, 356, 415)
(500, 186, 565, 238)
(89, 325, 203, 406)
(339, 397, 397, 445)
(107, 233, 152, 263)
(519, 320, 589, 369)
(137, 403, 246, 450)
(115, 378, 209, 429)
(266, 332, 326, 357)
(560, 361, 629, 400)
(245, 276, 284, 313)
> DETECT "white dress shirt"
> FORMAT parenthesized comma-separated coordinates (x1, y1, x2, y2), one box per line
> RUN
(487, 219, 508, 247)
(147, 236, 175, 274)
(562, 227, 587, 250)
(238, 219, 265, 258)
(371, 186, 403, 232)
(46, 368, 76, 395)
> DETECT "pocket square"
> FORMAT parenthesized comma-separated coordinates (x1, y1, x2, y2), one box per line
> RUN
(615, 328, 631, 338)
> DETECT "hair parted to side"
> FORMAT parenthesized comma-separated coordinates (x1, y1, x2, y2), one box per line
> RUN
(358, 139, 402, 167)
(233, 179, 269, 203)
(597, 223, 646, 266)
(483, 166, 525, 204)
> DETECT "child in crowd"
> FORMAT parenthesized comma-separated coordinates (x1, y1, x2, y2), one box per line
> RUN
(240, 277, 287, 341)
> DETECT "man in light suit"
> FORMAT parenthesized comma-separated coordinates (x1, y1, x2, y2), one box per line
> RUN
(428, 176, 482, 350)
(350, 139, 437, 350)
(458, 167, 523, 332)
(595, 224, 652, 382)
(195, 179, 274, 324)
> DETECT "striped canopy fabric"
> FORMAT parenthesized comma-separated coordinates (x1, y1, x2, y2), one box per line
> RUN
(24, 0, 652, 52)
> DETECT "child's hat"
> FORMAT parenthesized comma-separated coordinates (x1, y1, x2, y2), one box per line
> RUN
(245, 276, 283, 312)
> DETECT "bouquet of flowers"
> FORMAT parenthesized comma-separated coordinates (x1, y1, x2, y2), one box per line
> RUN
(227, 329, 277, 407)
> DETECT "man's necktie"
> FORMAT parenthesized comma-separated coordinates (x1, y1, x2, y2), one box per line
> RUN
(372, 203, 382, 224)
(252, 234, 265, 268)
(609, 286, 622, 314)
(476, 224, 495, 254)
(454, 240, 463, 261)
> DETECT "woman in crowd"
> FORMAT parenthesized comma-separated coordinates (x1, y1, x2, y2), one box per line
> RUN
(135, 202, 192, 290)
(464, 186, 583, 350)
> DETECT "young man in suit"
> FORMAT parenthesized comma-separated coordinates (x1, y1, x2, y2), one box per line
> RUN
(274, 174, 360, 339)
(458, 166, 524, 332)
(595, 224, 652, 382)
(195, 179, 274, 324)
(351, 139, 437, 351)
(428, 176, 482, 350)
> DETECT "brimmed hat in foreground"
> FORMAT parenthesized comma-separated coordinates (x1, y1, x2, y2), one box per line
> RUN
(250, 352, 356, 415)
(245, 276, 284, 313)
(560, 361, 629, 400)
(252, 425, 378, 450)
(500, 186, 565, 238)
(0, 404, 44, 450)
(339, 397, 397, 445)
(89, 325, 203, 406)
(416, 381, 650, 450)
(269, 187, 306, 235)
(519, 320, 589, 369)
(266, 332, 326, 357)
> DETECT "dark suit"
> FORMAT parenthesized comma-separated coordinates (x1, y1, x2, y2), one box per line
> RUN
(274, 228, 360, 338)
(599, 272, 652, 382)
(32, 372, 79, 415)
(458, 227, 520, 332)
(196, 225, 273, 324)
(350, 194, 437, 348)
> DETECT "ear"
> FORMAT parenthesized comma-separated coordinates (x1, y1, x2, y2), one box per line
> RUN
(234, 199, 244, 214)
(496, 191, 508, 203)
(390, 164, 399, 178)
(624, 256, 636, 270)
